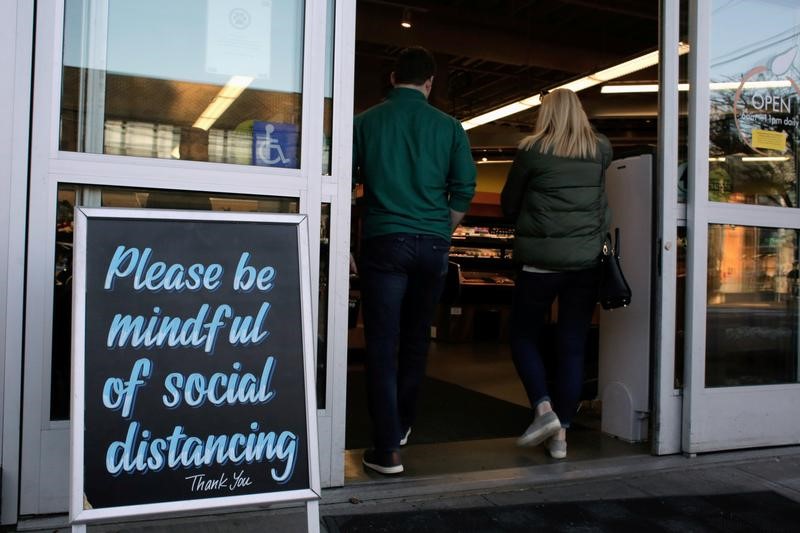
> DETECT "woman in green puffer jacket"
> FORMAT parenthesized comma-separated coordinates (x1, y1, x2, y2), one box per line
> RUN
(501, 88, 612, 460)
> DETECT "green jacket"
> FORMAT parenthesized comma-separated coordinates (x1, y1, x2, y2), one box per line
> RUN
(353, 88, 476, 241)
(500, 135, 613, 270)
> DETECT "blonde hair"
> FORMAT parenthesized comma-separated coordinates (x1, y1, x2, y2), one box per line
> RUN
(519, 88, 599, 159)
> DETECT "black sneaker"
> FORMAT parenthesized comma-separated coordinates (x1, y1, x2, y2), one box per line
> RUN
(362, 449, 404, 475)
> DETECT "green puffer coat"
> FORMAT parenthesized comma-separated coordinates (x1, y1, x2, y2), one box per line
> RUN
(500, 135, 613, 271)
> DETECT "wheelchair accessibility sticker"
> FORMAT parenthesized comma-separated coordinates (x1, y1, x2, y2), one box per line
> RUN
(253, 121, 299, 168)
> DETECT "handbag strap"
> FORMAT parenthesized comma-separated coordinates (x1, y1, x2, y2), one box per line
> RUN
(598, 148, 610, 254)
(597, 142, 622, 260)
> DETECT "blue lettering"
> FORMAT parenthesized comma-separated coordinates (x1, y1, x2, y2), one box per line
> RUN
(106, 303, 234, 354)
(229, 302, 270, 346)
(102, 245, 223, 292)
(160, 358, 277, 408)
(104, 421, 298, 483)
(104, 245, 139, 290)
(233, 252, 276, 292)
(163, 373, 184, 408)
(234, 252, 257, 292)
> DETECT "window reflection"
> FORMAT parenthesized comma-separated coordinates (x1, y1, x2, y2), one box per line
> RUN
(675, 226, 687, 388)
(60, 0, 305, 168)
(317, 204, 331, 408)
(322, 0, 335, 175)
(706, 224, 799, 387)
(709, 0, 800, 206)
(49, 185, 300, 420)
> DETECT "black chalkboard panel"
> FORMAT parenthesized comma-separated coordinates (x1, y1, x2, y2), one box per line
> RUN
(71, 209, 318, 520)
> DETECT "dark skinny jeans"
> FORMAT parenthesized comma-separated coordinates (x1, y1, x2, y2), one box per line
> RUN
(509, 268, 599, 428)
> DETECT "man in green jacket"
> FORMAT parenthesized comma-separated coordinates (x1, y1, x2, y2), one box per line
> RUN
(353, 46, 476, 475)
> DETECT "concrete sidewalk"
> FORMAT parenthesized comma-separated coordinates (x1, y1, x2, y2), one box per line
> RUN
(321, 445, 800, 531)
(12, 445, 800, 532)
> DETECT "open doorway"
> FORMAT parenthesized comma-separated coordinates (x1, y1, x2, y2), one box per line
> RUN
(346, 0, 664, 480)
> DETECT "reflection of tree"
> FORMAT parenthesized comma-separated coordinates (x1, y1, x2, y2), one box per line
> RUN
(709, 81, 798, 207)
(52, 199, 75, 420)
(708, 225, 724, 298)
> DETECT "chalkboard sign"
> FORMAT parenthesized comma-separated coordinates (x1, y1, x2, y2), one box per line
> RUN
(70, 208, 319, 523)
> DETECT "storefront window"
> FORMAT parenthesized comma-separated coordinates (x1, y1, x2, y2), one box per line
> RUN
(708, 0, 800, 206)
(49, 185, 299, 420)
(705, 224, 799, 387)
(60, 0, 305, 168)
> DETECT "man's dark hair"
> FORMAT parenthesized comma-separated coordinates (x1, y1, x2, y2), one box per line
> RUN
(393, 46, 436, 85)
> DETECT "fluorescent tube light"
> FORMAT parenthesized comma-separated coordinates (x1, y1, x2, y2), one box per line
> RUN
(461, 44, 690, 130)
(602, 83, 690, 93)
(461, 101, 536, 130)
(590, 50, 661, 82)
(711, 80, 792, 90)
(476, 159, 514, 164)
(741, 156, 790, 162)
(193, 75, 254, 131)
(602, 84, 659, 93)
(601, 80, 791, 94)
(709, 156, 789, 162)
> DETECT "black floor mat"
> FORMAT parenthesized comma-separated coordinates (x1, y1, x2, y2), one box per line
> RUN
(346, 370, 532, 449)
(323, 491, 800, 533)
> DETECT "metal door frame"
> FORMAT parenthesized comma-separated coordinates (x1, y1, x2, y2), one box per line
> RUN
(18, 0, 356, 518)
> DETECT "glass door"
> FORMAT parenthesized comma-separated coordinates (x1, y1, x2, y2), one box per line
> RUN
(684, 0, 800, 453)
(21, 0, 355, 515)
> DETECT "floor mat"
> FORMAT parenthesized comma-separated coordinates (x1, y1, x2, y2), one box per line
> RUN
(346, 370, 532, 449)
(323, 491, 799, 533)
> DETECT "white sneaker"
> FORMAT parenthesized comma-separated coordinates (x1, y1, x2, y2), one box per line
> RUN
(517, 411, 561, 447)
(546, 437, 567, 459)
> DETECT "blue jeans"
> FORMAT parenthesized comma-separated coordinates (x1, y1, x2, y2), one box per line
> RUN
(359, 233, 449, 452)
(510, 268, 599, 428)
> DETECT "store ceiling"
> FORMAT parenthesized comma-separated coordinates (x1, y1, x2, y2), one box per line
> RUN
(355, 0, 681, 150)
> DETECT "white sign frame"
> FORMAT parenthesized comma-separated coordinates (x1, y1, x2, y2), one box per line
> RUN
(69, 207, 320, 527)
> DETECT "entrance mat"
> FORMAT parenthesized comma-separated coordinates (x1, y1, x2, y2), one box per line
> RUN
(346, 370, 532, 449)
(323, 491, 799, 533)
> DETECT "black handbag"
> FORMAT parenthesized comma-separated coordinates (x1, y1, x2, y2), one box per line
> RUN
(598, 227, 632, 310)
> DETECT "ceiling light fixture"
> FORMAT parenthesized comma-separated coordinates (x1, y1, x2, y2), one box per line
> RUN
(400, 8, 411, 28)
(193, 75, 254, 131)
(602, 83, 688, 93)
(741, 156, 790, 162)
(601, 80, 791, 94)
(461, 43, 691, 131)
(709, 156, 790, 162)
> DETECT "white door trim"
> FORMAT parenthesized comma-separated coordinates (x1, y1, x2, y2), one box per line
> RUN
(322, 0, 357, 486)
(1, 0, 35, 525)
(652, 0, 682, 456)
